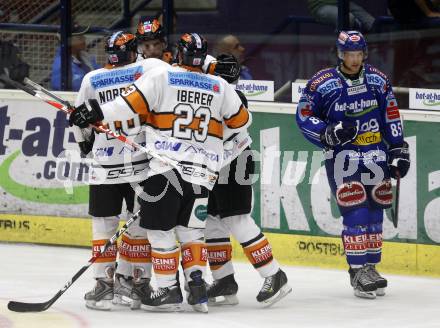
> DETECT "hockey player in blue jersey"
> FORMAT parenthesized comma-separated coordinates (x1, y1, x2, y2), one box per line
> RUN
(296, 31, 410, 299)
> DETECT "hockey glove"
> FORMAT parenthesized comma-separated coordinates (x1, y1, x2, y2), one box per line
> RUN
(388, 141, 410, 179)
(210, 54, 241, 83)
(78, 130, 95, 156)
(68, 99, 104, 128)
(320, 121, 359, 148)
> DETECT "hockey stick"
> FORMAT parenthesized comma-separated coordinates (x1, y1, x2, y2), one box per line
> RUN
(390, 171, 401, 228)
(0, 75, 179, 171)
(24, 77, 73, 108)
(7, 211, 141, 312)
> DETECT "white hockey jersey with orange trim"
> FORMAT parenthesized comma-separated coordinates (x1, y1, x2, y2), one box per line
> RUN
(100, 64, 252, 189)
(74, 58, 169, 184)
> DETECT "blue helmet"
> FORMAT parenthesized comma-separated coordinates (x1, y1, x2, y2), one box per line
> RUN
(336, 30, 368, 60)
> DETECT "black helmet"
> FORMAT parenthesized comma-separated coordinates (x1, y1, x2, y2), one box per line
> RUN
(177, 33, 208, 67)
(136, 17, 164, 41)
(105, 31, 137, 65)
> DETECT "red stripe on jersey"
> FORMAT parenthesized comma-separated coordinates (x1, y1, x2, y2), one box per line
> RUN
(386, 103, 400, 120)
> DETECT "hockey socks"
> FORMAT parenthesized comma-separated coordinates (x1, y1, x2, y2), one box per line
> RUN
(206, 237, 234, 280)
(342, 225, 368, 268)
(242, 233, 279, 278)
(366, 223, 383, 265)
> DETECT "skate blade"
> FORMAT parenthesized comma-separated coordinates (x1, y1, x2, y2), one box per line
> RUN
(260, 284, 292, 308)
(354, 289, 376, 299)
(112, 294, 132, 306)
(85, 299, 112, 311)
(140, 303, 184, 312)
(376, 288, 386, 296)
(192, 302, 208, 313)
(208, 294, 239, 306)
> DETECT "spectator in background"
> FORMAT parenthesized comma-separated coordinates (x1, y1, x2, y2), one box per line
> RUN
(388, 0, 440, 28)
(214, 35, 252, 80)
(0, 39, 30, 89)
(51, 23, 100, 91)
(388, 0, 440, 87)
(307, 0, 375, 33)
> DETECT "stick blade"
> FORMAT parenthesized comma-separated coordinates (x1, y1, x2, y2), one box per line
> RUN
(391, 209, 398, 228)
(8, 300, 51, 312)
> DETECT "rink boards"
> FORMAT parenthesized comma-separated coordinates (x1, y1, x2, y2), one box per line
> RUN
(1, 90, 440, 277)
(1, 212, 439, 277)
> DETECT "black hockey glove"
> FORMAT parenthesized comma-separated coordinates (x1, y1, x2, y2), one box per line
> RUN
(320, 121, 358, 148)
(78, 131, 95, 156)
(388, 141, 410, 179)
(68, 99, 104, 128)
(211, 54, 241, 83)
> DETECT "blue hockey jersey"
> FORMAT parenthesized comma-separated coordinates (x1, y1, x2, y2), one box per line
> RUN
(296, 64, 404, 159)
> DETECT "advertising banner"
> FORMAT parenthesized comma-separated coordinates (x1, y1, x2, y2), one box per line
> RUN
(1, 92, 440, 276)
(291, 81, 306, 103)
(409, 88, 440, 110)
(249, 111, 440, 246)
(0, 93, 88, 217)
(235, 80, 274, 101)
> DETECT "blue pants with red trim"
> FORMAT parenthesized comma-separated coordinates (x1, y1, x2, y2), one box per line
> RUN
(325, 156, 392, 267)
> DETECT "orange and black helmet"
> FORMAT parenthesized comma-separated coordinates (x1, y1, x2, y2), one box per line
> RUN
(136, 17, 164, 41)
(105, 31, 137, 65)
(176, 33, 208, 67)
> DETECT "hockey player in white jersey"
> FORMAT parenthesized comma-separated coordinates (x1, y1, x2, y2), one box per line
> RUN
(135, 16, 172, 63)
(203, 55, 292, 307)
(69, 33, 252, 313)
(72, 31, 169, 310)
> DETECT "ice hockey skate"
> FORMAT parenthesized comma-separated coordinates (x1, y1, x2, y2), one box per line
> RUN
(187, 270, 209, 313)
(84, 279, 114, 311)
(349, 266, 377, 299)
(140, 284, 184, 312)
(130, 277, 152, 310)
(366, 264, 387, 296)
(112, 274, 133, 306)
(256, 269, 292, 307)
(207, 274, 239, 306)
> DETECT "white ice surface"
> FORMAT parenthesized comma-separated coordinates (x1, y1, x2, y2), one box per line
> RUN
(0, 243, 439, 328)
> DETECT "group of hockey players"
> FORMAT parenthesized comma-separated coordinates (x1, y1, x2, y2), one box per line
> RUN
(69, 17, 291, 313)
(68, 15, 409, 312)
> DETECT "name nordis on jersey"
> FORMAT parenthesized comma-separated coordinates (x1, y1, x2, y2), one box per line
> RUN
(90, 66, 143, 89)
(168, 72, 220, 93)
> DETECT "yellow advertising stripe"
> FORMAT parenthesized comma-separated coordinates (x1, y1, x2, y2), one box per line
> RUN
(0, 213, 92, 247)
(231, 232, 440, 278)
(1, 214, 439, 277)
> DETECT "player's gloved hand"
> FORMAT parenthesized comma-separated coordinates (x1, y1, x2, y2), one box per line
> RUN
(388, 141, 410, 179)
(209, 54, 241, 83)
(320, 121, 359, 148)
(68, 99, 103, 128)
(78, 131, 95, 155)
